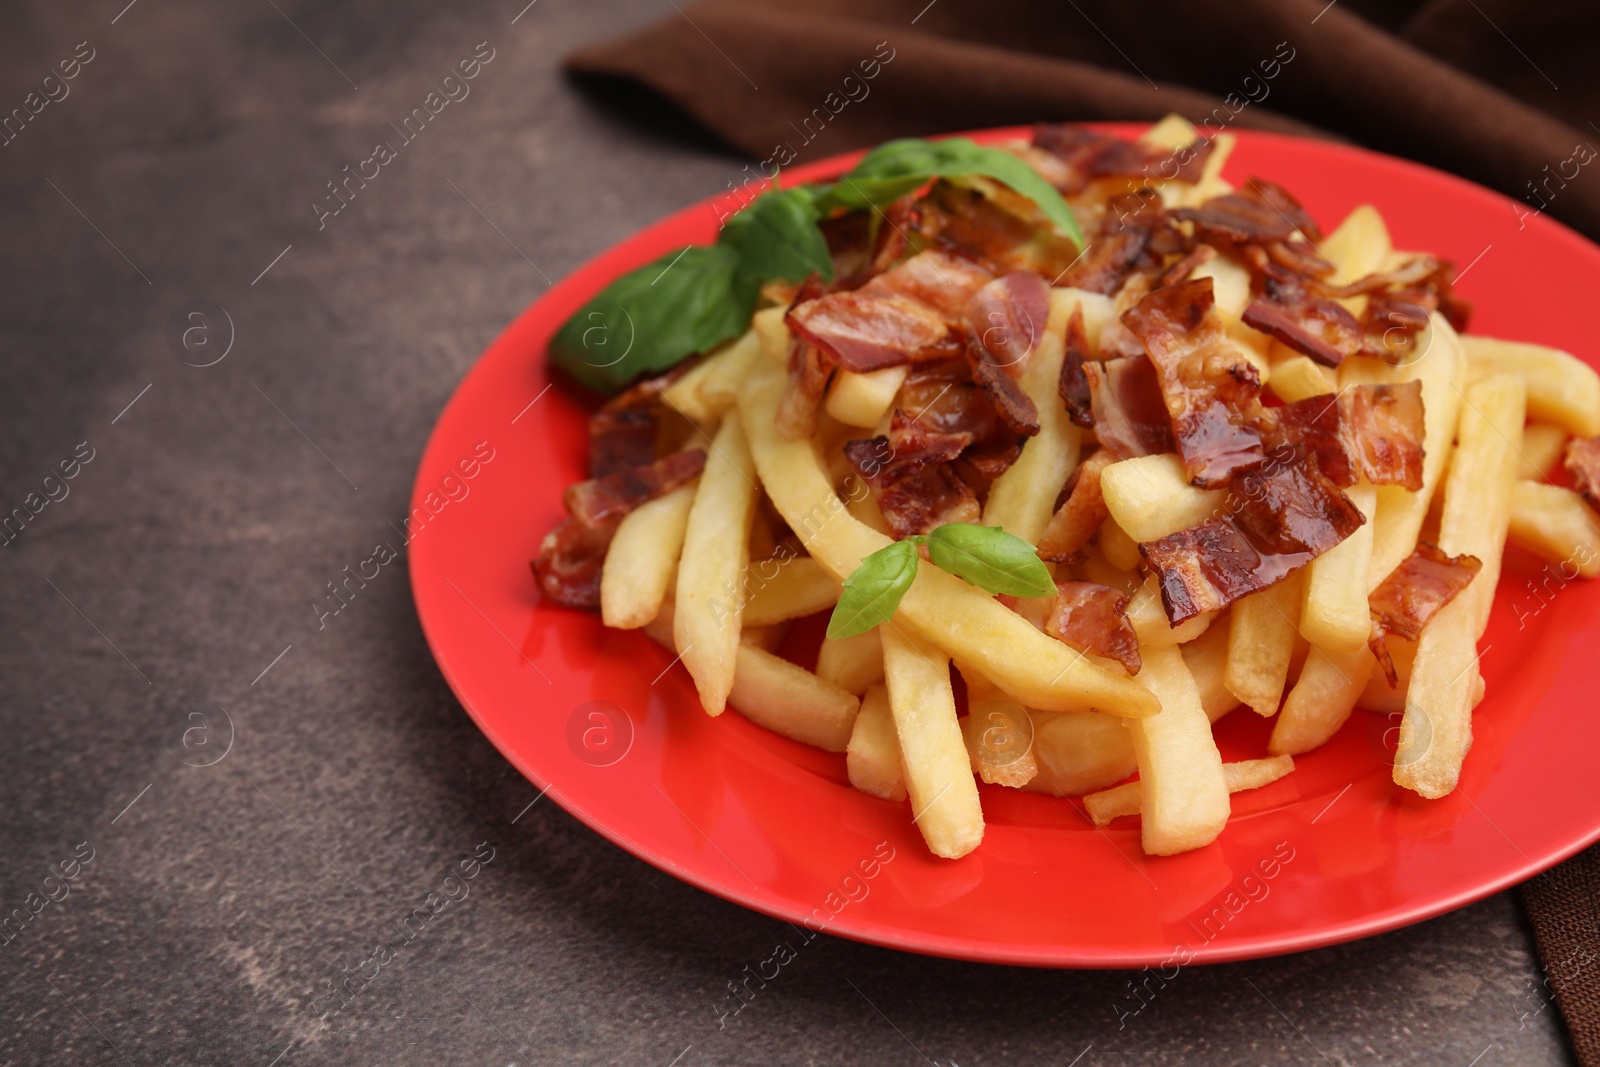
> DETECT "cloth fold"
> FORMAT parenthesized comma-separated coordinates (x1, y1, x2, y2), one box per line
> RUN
(566, 2, 1600, 1057)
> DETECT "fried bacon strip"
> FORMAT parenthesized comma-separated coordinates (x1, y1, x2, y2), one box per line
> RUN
(1059, 189, 1164, 295)
(1059, 306, 1093, 428)
(1565, 436, 1600, 511)
(1083, 355, 1175, 460)
(1046, 580, 1141, 675)
(775, 337, 833, 440)
(843, 422, 980, 538)
(1032, 123, 1214, 193)
(787, 251, 990, 372)
(1121, 277, 1265, 487)
(1037, 450, 1113, 562)
(913, 180, 1082, 278)
(533, 449, 707, 608)
(1367, 542, 1483, 685)
(967, 272, 1050, 372)
(1173, 178, 1321, 245)
(588, 368, 687, 477)
(1141, 450, 1366, 624)
(1269, 382, 1425, 490)
(1242, 294, 1363, 368)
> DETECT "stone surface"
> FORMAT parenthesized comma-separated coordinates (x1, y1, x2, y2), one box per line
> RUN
(0, 1, 1575, 1064)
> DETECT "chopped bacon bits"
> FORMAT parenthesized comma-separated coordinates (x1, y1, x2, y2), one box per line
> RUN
(1032, 124, 1214, 193)
(1046, 580, 1141, 675)
(1242, 295, 1363, 368)
(1367, 542, 1483, 685)
(588, 367, 686, 478)
(913, 180, 1082, 278)
(1121, 276, 1265, 487)
(1059, 306, 1094, 428)
(1083, 355, 1176, 459)
(1342, 381, 1426, 490)
(564, 449, 706, 527)
(1565, 436, 1600, 511)
(1037, 450, 1113, 562)
(1174, 178, 1320, 245)
(844, 431, 979, 538)
(968, 272, 1051, 372)
(531, 517, 616, 611)
(775, 337, 833, 440)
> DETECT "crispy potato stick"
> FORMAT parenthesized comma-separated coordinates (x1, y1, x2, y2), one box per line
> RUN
(1507, 481, 1600, 580)
(1194, 254, 1253, 320)
(1140, 113, 1197, 149)
(1190, 132, 1236, 202)
(1099, 518, 1144, 572)
(1517, 424, 1569, 482)
(662, 329, 762, 423)
(1086, 755, 1294, 826)
(1128, 574, 1214, 647)
(817, 627, 885, 694)
(1395, 371, 1526, 797)
(1129, 644, 1231, 855)
(1180, 614, 1241, 723)
(601, 484, 696, 629)
(1080, 545, 1142, 594)
(1056, 287, 1117, 344)
(847, 684, 906, 801)
(1225, 571, 1303, 716)
(961, 697, 1038, 787)
(1101, 454, 1228, 542)
(1462, 335, 1600, 437)
(983, 291, 1081, 544)
(741, 556, 841, 626)
(881, 624, 984, 859)
(728, 644, 859, 751)
(1368, 314, 1468, 586)
(739, 360, 1159, 716)
(1321, 204, 1392, 316)
(1300, 482, 1379, 654)
(1267, 355, 1337, 402)
(752, 305, 790, 366)
(1023, 711, 1137, 797)
(674, 417, 758, 715)
(1268, 644, 1374, 755)
(825, 367, 909, 429)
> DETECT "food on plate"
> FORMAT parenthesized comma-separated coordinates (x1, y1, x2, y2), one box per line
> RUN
(532, 116, 1600, 857)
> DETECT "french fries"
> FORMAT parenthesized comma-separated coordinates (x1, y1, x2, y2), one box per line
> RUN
(847, 684, 906, 800)
(882, 625, 984, 859)
(601, 484, 695, 629)
(662, 329, 762, 423)
(1085, 755, 1294, 826)
(728, 645, 860, 751)
(1225, 572, 1302, 717)
(816, 627, 885, 694)
(1268, 645, 1374, 756)
(1506, 481, 1600, 578)
(1100, 453, 1228, 542)
(962, 697, 1038, 787)
(674, 417, 758, 715)
(825, 366, 909, 429)
(1128, 644, 1231, 855)
(741, 555, 841, 626)
(1024, 710, 1138, 797)
(1462, 335, 1600, 437)
(1394, 372, 1526, 797)
(1300, 483, 1378, 654)
(1516, 423, 1568, 482)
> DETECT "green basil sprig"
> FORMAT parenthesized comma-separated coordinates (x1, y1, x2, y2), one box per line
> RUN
(825, 523, 1056, 639)
(549, 138, 1085, 395)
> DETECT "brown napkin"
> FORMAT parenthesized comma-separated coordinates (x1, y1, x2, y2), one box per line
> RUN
(566, 1, 1600, 1055)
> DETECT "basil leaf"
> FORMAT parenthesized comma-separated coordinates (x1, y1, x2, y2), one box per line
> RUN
(721, 186, 833, 288)
(826, 539, 919, 639)
(925, 523, 1055, 598)
(814, 137, 1085, 248)
(548, 243, 756, 394)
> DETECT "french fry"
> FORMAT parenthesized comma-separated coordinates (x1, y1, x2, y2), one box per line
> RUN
(881, 624, 984, 859)
(1099, 517, 1144, 572)
(816, 627, 885, 694)
(662, 329, 762, 422)
(675, 417, 758, 715)
(1359, 634, 1414, 714)
(1023, 710, 1137, 797)
(752, 305, 789, 366)
(983, 290, 1082, 544)
(741, 555, 841, 626)
(1300, 482, 1379, 654)
(961, 697, 1038, 787)
(1225, 571, 1302, 717)
(739, 358, 1160, 716)
(1267, 355, 1337, 402)
(847, 684, 906, 800)
(1100, 453, 1228, 542)
(728, 644, 859, 751)
(1190, 131, 1236, 202)
(1055, 287, 1117, 344)
(1395, 371, 1526, 797)
(1321, 204, 1392, 315)
(1180, 613, 1241, 723)
(1506, 481, 1600, 579)
(825, 366, 909, 429)
(1367, 314, 1468, 585)
(1268, 644, 1374, 755)
(1462, 335, 1600, 437)
(1085, 755, 1294, 826)
(1140, 113, 1197, 150)
(1517, 423, 1569, 482)
(601, 484, 696, 630)
(1128, 574, 1214, 647)
(1129, 644, 1231, 855)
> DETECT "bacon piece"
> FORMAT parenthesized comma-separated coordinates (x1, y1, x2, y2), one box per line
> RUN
(1032, 124, 1214, 193)
(1037, 450, 1113, 561)
(962, 434, 1024, 481)
(1367, 542, 1483, 685)
(534, 449, 707, 610)
(1269, 392, 1353, 486)
(1142, 451, 1365, 624)
(1242, 294, 1363, 368)
(1046, 580, 1141, 675)
(1059, 306, 1093, 428)
(1322, 256, 1472, 361)
(564, 449, 706, 526)
(787, 251, 990, 372)
(1564, 436, 1600, 510)
(898, 360, 996, 439)
(844, 431, 979, 538)
(1121, 277, 1265, 487)
(967, 272, 1050, 373)
(588, 367, 688, 478)
(818, 195, 916, 288)
(775, 338, 833, 440)
(1060, 189, 1164, 295)
(968, 344, 1039, 437)
(912, 180, 1082, 278)
(1160, 244, 1218, 288)
(1083, 355, 1175, 460)
(1174, 178, 1321, 245)
(1343, 381, 1425, 490)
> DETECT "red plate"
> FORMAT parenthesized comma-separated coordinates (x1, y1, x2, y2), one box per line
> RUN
(409, 125, 1600, 967)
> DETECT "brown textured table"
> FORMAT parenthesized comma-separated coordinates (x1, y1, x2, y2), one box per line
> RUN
(0, 1, 1576, 1064)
